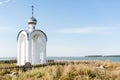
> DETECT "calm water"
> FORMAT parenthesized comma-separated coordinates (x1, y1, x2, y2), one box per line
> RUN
(47, 57, 120, 63)
(0, 56, 120, 63)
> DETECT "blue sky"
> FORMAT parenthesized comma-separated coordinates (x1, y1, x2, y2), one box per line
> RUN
(0, 0, 120, 57)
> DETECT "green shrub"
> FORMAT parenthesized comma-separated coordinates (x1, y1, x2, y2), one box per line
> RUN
(0, 69, 10, 76)
(5, 75, 12, 80)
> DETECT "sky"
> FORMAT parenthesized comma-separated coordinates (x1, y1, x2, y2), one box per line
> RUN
(0, 0, 120, 57)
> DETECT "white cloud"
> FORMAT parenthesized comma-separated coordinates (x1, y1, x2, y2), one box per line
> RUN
(0, 27, 17, 32)
(56, 26, 117, 34)
(0, 2, 3, 5)
(47, 46, 120, 56)
(0, 0, 15, 5)
(0, 42, 17, 57)
(4, 0, 11, 3)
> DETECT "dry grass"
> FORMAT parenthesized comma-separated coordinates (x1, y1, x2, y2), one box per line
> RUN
(0, 61, 120, 80)
(0, 63, 16, 67)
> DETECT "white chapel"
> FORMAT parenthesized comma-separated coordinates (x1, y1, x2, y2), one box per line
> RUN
(17, 6, 47, 66)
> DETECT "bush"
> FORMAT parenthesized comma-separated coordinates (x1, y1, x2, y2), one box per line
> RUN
(0, 69, 10, 76)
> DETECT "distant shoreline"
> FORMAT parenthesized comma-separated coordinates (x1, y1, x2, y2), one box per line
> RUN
(0, 56, 120, 63)
(85, 55, 120, 57)
(0, 55, 120, 58)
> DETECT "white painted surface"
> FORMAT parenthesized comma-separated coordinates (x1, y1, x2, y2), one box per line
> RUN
(17, 17, 47, 66)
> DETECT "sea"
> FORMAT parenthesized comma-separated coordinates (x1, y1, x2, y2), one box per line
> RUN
(0, 56, 120, 63)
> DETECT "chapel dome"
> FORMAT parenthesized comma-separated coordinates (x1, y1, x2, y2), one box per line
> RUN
(28, 17, 37, 25)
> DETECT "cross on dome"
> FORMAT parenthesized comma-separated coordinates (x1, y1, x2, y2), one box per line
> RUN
(32, 5, 34, 17)
(28, 5, 37, 30)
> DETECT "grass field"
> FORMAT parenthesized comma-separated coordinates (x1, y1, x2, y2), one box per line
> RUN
(0, 60, 120, 80)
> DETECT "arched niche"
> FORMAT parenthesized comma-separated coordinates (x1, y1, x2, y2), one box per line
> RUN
(17, 31, 28, 66)
(30, 30, 47, 64)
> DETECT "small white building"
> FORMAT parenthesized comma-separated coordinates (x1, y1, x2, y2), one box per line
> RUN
(17, 6, 47, 66)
